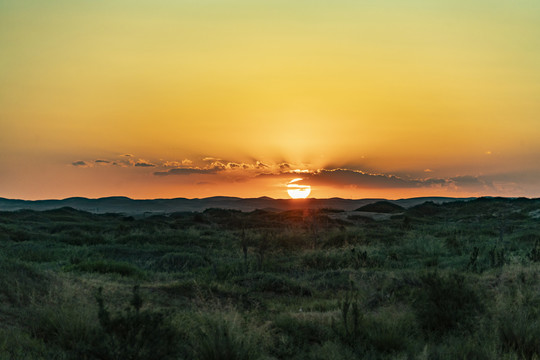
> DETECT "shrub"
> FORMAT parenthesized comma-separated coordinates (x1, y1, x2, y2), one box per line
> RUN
(155, 252, 207, 272)
(413, 272, 483, 337)
(364, 312, 416, 354)
(90, 285, 180, 360)
(425, 335, 494, 360)
(528, 240, 540, 262)
(0, 328, 65, 360)
(273, 314, 333, 358)
(467, 246, 480, 272)
(488, 246, 506, 268)
(28, 303, 97, 357)
(233, 272, 312, 296)
(305, 341, 357, 360)
(64, 260, 146, 279)
(5, 242, 64, 263)
(190, 313, 268, 360)
(0, 258, 51, 306)
(332, 292, 365, 348)
(499, 308, 540, 359)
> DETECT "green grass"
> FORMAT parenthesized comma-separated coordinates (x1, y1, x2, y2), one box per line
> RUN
(1, 197, 540, 359)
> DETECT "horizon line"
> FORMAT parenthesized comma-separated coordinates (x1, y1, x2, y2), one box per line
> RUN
(1, 194, 529, 202)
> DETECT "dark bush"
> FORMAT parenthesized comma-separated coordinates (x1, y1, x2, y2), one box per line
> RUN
(233, 272, 312, 296)
(155, 252, 207, 272)
(65, 260, 145, 278)
(413, 272, 483, 337)
(499, 308, 540, 359)
(90, 286, 180, 360)
(528, 240, 540, 262)
(273, 314, 333, 357)
(191, 315, 265, 360)
(0, 258, 51, 305)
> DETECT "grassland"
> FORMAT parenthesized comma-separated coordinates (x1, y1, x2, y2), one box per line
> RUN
(1, 197, 540, 359)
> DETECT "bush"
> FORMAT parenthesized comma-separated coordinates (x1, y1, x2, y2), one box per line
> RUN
(528, 240, 540, 262)
(234, 272, 312, 296)
(302, 249, 376, 270)
(0, 258, 51, 306)
(64, 260, 146, 278)
(155, 252, 207, 272)
(413, 272, 483, 337)
(305, 341, 357, 360)
(90, 286, 180, 360)
(425, 335, 494, 360)
(28, 303, 97, 357)
(0, 328, 65, 360)
(499, 309, 540, 359)
(190, 313, 268, 360)
(364, 312, 416, 354)
(273, 314, 333, 358)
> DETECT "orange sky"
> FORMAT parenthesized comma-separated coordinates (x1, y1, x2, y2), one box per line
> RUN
(1, 1, 540, 199)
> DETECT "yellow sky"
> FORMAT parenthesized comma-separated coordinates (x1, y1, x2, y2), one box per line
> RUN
(1, 0, 540, 199)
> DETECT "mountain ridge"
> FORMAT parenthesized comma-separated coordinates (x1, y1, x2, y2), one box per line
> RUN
(0, 196, 476, 214)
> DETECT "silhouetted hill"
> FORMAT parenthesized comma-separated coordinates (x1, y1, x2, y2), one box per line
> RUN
(356, 201, 405, 213)
(406, 201, 447, 217)
(0, 196, 475, 215)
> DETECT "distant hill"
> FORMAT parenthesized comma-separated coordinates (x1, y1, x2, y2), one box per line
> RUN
(0, 196, 475, 215)
(356, 201, 405, 213)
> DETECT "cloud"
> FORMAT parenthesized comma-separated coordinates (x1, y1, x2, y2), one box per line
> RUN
(227, 162, 241, 169)
(122, 154, 133, 157)
(279, 163, 292, 170)
(295, 168, 500, 192)
(448, 175, 494, 190)
(72, 160, 89, 167)
(306, 169, 426, 188)
(154, 168, 218, 176)
(209, 161, 226, 170)
(162, 161, 182, 167)
(256, 161, 269, 169)
(203, 157, 222, 162)
(134, 159, 156, 167)
(256, 168, 453, 190)
(163, 159, 194, 167)
(95, 159, 110, 164)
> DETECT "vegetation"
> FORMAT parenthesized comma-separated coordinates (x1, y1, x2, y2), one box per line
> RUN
(1, 197, 540, 359)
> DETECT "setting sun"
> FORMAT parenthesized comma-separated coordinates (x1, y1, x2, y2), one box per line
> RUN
(287, 178, 311, 199)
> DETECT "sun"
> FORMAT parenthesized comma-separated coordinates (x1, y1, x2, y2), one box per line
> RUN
(287, 178, 311, 199)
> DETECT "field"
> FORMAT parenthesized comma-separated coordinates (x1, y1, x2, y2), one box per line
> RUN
(1, 197, 540, 359)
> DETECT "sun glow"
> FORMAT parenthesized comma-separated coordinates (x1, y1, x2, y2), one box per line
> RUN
(287, 178, 311, 199)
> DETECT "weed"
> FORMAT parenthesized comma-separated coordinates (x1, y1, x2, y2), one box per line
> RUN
(332, 291, 364, 347)
(528, 240, 540, 262)
(90, 285, 180, 360)
(190, 313, 268, 360)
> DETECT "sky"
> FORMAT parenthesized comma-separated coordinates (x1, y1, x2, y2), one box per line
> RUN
(1, 0, 540, 200)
